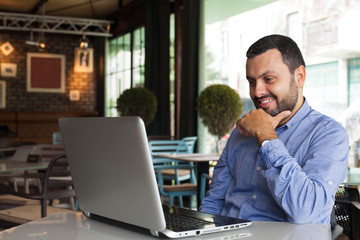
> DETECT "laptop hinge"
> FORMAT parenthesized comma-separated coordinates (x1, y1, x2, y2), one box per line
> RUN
(150, 230, 159, 237)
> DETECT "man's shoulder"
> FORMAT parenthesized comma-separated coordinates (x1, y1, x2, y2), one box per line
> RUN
(307, 108, 347, 133)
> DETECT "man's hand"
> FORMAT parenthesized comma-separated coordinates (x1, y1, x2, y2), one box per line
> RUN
(236, 109, 291, 145)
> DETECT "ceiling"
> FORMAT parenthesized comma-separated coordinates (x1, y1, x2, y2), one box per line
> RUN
(0, 0, 133, 20)
(1, 0, 278, 21)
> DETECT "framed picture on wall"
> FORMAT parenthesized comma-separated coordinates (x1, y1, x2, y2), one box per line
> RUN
(0, 42, 14, 56)
(1, 63, 17, 77)
(27, 53, 65, 93)
(0, 81, 6, 109)
(74, 48, 93, 73)
(69, 90, 80, 101)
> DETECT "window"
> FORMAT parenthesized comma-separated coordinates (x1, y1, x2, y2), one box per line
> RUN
(304, 61, 339, 118)
(348, 57, 360, 105)
(105, 27, 145, 117)
(170, 13, 175, 137)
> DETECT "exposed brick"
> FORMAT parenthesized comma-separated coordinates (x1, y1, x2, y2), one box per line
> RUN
(0, 32, 98, 112)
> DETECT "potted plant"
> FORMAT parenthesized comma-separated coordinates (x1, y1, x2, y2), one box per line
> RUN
(196, 84, 243, 152)
(116, 87, 158, 126)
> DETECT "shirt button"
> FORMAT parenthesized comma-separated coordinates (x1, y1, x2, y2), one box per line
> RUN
(328, 180, 333, 185)
(252, 194, 257, 199)
(256, 166, 261, 171)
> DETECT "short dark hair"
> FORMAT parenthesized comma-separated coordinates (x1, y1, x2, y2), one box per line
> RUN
(246, 34, 306, 74)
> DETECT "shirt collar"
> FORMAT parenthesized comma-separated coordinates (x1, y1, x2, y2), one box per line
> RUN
(279, 97, 311, 129)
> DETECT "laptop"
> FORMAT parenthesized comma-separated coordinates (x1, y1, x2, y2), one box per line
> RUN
(58, 116, 252, 238)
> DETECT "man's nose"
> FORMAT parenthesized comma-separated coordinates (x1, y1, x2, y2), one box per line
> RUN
(254, 81, 266, 97)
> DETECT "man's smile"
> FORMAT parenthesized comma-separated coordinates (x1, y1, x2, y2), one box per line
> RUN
(257, 97, 275, 109)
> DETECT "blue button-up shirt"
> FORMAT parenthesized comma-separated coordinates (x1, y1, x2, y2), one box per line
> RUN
(199, 100, 349, 224)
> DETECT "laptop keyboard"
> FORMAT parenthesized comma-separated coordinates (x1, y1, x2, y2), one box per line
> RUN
(165, 212, 212, 230)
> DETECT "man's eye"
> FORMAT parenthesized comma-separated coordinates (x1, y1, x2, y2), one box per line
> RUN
(248, 80, 255, 86)
(265, 77, 273, 82)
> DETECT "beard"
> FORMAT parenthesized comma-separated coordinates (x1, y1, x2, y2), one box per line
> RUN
(254, 77, 298, 117)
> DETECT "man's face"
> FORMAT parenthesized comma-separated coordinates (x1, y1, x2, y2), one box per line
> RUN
(246, 49, 300, 116)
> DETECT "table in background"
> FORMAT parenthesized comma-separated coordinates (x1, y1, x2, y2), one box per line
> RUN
(342, 168, 360, 201)
(0, 212, 331, 240)
(0, 160, 48, 174)
(0, 147, 17, 158)
(155, 153, 220, 207)
(0, 160, 48, 195)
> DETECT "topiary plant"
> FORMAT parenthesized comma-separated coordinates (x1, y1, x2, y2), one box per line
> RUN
(196, 84, 243, 142)
(116, 87, 158, 126)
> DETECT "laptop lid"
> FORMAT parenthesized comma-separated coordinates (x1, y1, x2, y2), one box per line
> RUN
(59, 116, 166, 232)
(59, 116, 251, 238)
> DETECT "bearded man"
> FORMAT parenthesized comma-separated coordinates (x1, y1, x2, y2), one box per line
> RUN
(199, 34, 349, 224)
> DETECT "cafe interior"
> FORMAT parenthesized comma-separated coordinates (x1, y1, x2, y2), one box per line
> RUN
(0, 0, 359, 239)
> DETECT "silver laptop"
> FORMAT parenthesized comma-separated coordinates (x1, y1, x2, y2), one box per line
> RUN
(59, 116, 252, 238)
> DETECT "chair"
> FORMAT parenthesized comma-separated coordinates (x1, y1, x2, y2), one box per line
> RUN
(0, 145, 40, 193)
(10, 144, 65, 193)
(1, 145, 35, 162)
(27, 144, 65, 162)
(52, 131, 63, 145)
(149, 137, 197, 184)
(149, 137, 198, 207)
(154, 164, 197, 209)
(181, 136, 197, 153)
(2, 154, 76, 218)
(332, 185, 360, 240)
(200, 173, 212, 201)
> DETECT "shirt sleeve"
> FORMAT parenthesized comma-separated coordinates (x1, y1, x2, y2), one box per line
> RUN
(199, 133, 233, 215)
(259, 120, 349, 223)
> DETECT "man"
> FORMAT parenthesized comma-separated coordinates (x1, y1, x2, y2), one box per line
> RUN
(199, 34, 349, 224)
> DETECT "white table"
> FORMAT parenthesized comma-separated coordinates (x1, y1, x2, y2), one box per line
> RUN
(0, 212, 331, 240)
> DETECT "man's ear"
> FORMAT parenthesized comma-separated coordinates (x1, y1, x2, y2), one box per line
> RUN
(295, 65, 306, 88)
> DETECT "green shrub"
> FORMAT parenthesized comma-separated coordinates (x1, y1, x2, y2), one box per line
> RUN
(196, 84, 242, 139)
(116, 87, 158, 126)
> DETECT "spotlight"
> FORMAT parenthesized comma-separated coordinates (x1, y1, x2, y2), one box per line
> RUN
(80, 35, 88, 48)
(38, 41, 46, 49)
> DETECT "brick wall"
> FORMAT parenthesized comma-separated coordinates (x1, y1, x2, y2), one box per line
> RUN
(0, 31, 98, 112)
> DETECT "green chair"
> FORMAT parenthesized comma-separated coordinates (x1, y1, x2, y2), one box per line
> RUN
(149, 137, 197, 184)
(52, 132, 63, 145)
(154, 164, 197, 209)
(200, 173, 212, 201)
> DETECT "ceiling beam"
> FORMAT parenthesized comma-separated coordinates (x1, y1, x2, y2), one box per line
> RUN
(0, 11, 113, 37)
(30, 0, 49, 14)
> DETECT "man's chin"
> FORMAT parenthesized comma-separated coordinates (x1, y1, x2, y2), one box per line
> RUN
(254, 105, 280, 116)
(264, 108, 279, 117)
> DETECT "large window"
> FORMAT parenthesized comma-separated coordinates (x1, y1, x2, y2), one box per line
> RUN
(348, 57, 360, 105)
(105, 27, 145, 117)
(304, 61, 340, 118)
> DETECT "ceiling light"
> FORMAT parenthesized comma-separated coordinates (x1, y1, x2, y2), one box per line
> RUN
(25, 32, 45, 48)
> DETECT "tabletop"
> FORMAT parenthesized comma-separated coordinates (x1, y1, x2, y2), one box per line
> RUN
(0, 160, 48, 173)
(0, 212, 331, 240)
(154, 153, 221, 162)
(0, 147, 18, 152)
